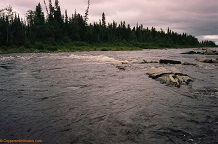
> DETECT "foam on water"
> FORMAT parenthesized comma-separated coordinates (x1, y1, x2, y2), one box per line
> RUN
(0, 55, 33, 61)
(69, 54, 121, 63)
(0, 56, 15, 61)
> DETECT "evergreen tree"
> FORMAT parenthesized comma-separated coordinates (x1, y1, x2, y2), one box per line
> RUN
(54, 0, 62, 25)
(35, 3, 44, 25)
(84, 0, 90, 25)
(48, 0, 54, 22)
(102, 12, 106, 27)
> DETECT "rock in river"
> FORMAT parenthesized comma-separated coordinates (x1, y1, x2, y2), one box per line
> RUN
(121, 59, 158, 64)
(181, 49, 218, 55)
(116, 65, 126, 70)
(159, 59, 182, 64)
(181, 51, 201, 54)
(182, 62, 197, 66)
(202, 49, 218, 55)
(196, 58, 218, 63)
(147, 67, 193, 87)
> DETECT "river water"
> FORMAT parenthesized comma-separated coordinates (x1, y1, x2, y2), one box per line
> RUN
(0, 49, 217, 144)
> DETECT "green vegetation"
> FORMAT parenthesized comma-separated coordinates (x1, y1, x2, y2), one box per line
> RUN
(0, 0, 217, 53)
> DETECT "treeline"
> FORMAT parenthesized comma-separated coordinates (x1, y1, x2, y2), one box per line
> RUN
(0, 0, 217, 51)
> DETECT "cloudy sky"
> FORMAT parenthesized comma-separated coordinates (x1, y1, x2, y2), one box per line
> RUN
(1, 0, 218, 44)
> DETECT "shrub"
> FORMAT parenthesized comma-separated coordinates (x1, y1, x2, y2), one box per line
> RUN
(100, 47, 109, 51)
(35, 42, 45, 50)
(24, 39, 32, 48)
(47, 46, 58, 51)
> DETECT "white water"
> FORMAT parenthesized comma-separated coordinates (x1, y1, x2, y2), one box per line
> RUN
(69, 54, 121, 63)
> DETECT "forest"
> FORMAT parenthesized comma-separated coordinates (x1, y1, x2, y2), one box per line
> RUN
(0, 0, 217, 52)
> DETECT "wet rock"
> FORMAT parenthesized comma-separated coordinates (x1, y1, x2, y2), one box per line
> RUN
(158, 74, 193, 87)
(202, 49, 218, 55)
(182, 62, 197, 66)
(196, 58, 218, 63)
(41, 97, 49, 100)
(147, 67, 181, 78)
(130, 59, 145, 64)
(159, 59, 182, 64)
(121, 60, 130, 64)
(181, 49, 218, 55)
(143, 59, 158, 63)
(147, 67, 193, 87)
(0, 65, 13, 69)
(181, 51, 201, 54)
(121, 59, 158, 64)
(121, 60, 143, 64)
(116, 65, 126, 70)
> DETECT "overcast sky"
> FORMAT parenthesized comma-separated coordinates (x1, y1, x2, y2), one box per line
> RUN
(1, 0, 218, 44)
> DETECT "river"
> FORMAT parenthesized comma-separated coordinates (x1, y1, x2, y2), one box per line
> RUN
(0, 49, 217, 144)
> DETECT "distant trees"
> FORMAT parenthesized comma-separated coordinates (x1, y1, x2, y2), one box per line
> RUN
(0, 0, 217, 49)
(200, 40, 217, 47)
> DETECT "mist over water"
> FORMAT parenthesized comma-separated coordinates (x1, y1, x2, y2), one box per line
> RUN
(0, 49, 217, 144)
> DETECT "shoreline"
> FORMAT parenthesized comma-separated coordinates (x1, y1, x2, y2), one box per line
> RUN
(0, 45, 216, 54)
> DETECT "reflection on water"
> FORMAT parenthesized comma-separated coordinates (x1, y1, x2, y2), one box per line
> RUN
(0, 49, 217, 144)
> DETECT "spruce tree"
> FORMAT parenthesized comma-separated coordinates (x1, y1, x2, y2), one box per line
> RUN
(102, 12, 106, 27)
(35, 3, 45, 25)
(84, 0, 90, 25)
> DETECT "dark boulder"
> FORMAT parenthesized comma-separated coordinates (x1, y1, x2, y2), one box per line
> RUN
(181, 51, 199, 54)
(116, 65, 126, 70)
(182, 62, 197, 66)
(159, 59, 182, 64)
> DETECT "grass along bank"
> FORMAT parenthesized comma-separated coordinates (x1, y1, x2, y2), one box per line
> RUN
(0, 41, 215, 54)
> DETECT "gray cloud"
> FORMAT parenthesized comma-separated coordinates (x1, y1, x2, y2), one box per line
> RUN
(1, 0, 218, 43)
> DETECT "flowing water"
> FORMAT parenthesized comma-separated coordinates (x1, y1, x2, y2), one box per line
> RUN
(0, 49, 217, 144)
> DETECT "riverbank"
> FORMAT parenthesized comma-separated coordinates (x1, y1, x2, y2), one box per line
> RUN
(0, 45, 143, 53)
(1, 42, 214, 54)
